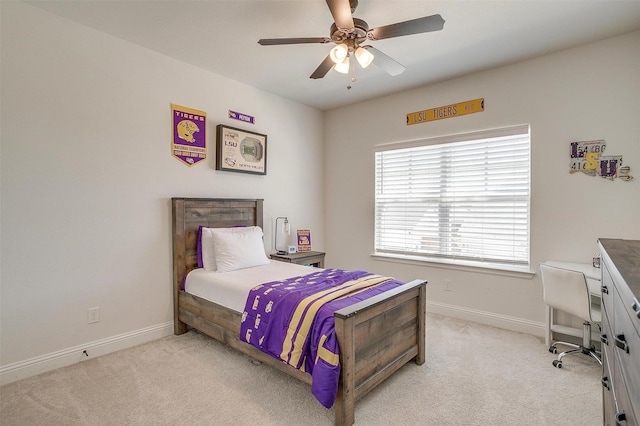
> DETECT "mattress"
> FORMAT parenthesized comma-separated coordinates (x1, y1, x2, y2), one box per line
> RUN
(185, 261, 322, 312)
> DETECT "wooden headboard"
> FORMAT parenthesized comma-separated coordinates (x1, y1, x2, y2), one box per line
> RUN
(171, 197, 264, 297)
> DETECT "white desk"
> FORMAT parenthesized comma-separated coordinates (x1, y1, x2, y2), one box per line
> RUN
(541, 261, 601, 347)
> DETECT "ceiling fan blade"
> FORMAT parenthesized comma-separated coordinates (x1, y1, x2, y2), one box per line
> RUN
(326, 0, 355, 33)
(364, 46, 405, 76)
(310, 54, 335, 79)
(368, 14, 445, 40)
(258, 37, 331, 46)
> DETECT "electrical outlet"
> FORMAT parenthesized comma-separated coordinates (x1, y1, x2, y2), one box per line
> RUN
(87, 307, 100, 324)
(444, 279, 452, 292)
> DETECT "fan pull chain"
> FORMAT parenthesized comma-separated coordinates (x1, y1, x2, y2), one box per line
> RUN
(347, 54, 357, 90)
(347, 75, 356, 90)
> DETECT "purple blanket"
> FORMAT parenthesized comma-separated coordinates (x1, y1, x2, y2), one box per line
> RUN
(239, 268, 405, 408)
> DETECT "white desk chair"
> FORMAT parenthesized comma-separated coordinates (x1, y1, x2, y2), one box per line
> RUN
(540, 263, 602, 368)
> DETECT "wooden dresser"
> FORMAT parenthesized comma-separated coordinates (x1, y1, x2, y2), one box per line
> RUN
(598, 239, 640, 426)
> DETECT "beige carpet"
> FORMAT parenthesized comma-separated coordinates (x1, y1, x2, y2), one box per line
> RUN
(1, 314, 602, 425)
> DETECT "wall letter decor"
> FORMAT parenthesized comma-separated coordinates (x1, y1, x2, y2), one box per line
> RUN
(570, 140, 633, 181)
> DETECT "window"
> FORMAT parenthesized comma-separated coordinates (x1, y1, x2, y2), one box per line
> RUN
(374, 125, 530, 269)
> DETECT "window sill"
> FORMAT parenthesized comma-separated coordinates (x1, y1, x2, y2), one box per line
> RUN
(370, 253, 536, 279)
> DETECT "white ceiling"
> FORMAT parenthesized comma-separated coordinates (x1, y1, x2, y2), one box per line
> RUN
(27, 0, 640, 111)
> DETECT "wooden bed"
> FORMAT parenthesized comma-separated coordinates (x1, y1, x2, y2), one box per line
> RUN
(171, 197, 427, 426)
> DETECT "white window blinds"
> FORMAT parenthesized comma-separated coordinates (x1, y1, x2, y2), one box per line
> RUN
(375, 125, 530, 267)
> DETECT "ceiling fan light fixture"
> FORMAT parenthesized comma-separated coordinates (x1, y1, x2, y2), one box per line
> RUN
(329, 43, 349, 64)
(257, 2, 445, 81)
(334, 55, 350, 74)
(355, 46, 374, 68)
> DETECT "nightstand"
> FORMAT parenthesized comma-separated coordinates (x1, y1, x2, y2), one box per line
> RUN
(270, 251, 325, 268)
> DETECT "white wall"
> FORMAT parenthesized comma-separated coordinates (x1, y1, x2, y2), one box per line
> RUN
(0, 2, 324, 381)
(2, 1, 639, 384)
(324, 31, 640, 335)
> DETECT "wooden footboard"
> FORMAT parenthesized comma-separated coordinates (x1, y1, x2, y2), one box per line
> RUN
(171, 198, 427, 426)
(333, 279, 426, 426)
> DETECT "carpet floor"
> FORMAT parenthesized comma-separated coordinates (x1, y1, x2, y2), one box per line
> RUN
(0, 313, 602, 425)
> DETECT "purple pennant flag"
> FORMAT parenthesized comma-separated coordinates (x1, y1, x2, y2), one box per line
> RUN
(172, 104, 207, 167)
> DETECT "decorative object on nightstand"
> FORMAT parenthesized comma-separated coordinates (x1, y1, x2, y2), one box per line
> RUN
(297, 229, 311, 252)
(270, 251, 325, 268)
(274, 216, 290, 255)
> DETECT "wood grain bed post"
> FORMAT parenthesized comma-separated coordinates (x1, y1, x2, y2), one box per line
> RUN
(416, 283, 427, 365)
(171, 198, 188, 335)
(334, 315, 356, 426)
(255, 199, 264, 230)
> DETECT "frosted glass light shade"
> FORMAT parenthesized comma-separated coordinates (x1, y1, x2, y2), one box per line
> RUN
(334, 55, 350, 74)
(355, 46, 374, 68)
(329, 44, 349, 64)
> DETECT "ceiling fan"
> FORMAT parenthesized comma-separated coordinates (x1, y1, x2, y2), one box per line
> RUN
(258, 0, 445, 80)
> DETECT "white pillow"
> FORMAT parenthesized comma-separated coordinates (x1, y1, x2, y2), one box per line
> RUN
(210, 226, 270, 273)
(200, 227, 218, 271)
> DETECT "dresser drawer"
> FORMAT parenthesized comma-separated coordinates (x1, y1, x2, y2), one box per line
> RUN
(613, 357, 638, 426)
(620, 292, 640, 339)
(601, 305, 619, 426)
(616, 273, 640, 339)
(602, 343, 616, 426)
(614, 287, 640, 411)
(601, 263, 615, 330)
(601, 303, 615, 382)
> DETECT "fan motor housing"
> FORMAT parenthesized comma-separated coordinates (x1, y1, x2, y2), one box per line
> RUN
(330, 18, 369, 44)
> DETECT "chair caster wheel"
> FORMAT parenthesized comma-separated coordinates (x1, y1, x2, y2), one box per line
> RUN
(552, 360, 562, 368)
(549, 346, 557, 354)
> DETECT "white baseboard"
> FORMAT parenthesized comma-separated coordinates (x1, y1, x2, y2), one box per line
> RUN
(427, 301, 546, 339)
(1, 307, 544, 386)
(0, 322, 174, 386)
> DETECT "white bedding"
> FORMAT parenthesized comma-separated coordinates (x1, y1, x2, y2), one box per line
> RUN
(185, 261, 322, 312)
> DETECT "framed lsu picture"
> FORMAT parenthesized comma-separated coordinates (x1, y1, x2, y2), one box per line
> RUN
(216, 124, 267, 175)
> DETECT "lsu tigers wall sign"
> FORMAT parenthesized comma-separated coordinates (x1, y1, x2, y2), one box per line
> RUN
(171, 104, 207, 167)
(406, 98, 484, 125)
